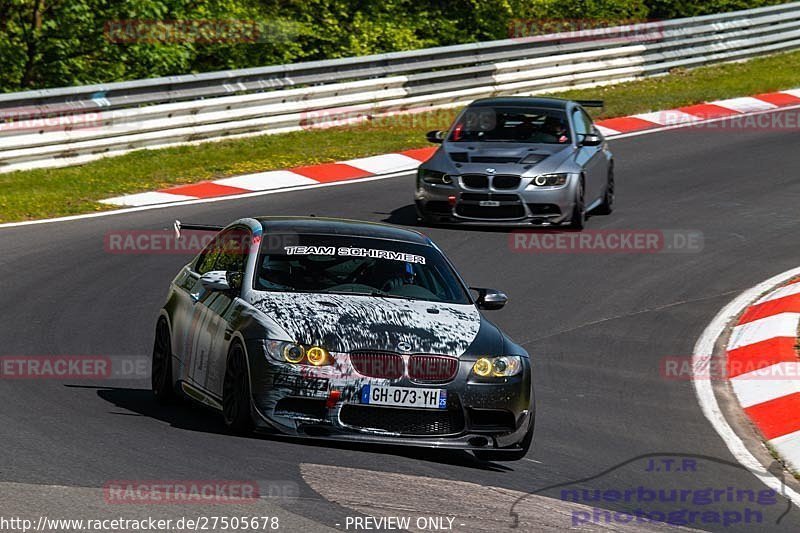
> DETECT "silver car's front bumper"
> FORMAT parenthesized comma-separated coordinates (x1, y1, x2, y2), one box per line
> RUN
(415, 182, 576, 226)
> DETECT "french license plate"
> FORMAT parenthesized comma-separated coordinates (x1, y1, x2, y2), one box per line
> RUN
(361, 385, 447, 409)
(479, 200, 500, 207)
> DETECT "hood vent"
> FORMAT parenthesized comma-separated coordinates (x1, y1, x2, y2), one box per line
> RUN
(521, 153, 547, 165)
(449, 153, 525, 164)
(470, 156, 520, 164)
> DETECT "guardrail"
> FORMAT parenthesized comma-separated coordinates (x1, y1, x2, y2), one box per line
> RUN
(1, 2, 800, 173)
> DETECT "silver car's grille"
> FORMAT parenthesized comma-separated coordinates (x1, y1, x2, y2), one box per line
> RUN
(460, 174, 521, 190)
(492, 175, 521, 189)
(462, 174, 488, 188)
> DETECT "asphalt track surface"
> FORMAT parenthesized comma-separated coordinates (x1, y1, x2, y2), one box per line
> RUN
(2, 109, 800, 532)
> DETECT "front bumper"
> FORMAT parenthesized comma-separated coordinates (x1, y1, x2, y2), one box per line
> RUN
(415, 181, 575, 226)
(247, 350, 534, 451)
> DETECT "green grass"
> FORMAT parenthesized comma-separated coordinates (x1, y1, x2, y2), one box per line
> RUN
(3, 48, 800, 222)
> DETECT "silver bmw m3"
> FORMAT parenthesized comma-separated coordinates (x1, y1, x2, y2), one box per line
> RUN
(153, 217, 534, 460)
(415, 97, 615, 229)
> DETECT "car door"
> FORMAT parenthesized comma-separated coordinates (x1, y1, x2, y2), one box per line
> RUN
(171, 238, 221, 385)
(179, 233, 223, 392)
(572, 107, 606, 205)
(192, 226, 252, 400)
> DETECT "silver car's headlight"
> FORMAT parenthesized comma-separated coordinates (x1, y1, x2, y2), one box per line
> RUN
(471, 356, 523, 377)
(264, 340, 331, 366)
(418, 168, 453, 185)
(527, 173, 569, 188)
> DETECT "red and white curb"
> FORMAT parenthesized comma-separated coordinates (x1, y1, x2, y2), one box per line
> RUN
(593, 90, 800, 136)
(101, 148, 436, 207)
(727, 278, 800, 473)
(693, 267, 800, 508)
(100, 89, 800, 208)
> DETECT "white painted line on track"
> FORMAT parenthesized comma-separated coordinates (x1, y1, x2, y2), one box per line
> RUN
(0, 170, 413, 229)
(692, 266, 800, 507)
(100, 191, 197, 206)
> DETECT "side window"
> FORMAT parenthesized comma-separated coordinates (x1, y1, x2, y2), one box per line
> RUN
(195, 241, 221, 275)
(572, 108, 592, 137)
(581, 109, 596, 133)
(213, 228, 251, 274)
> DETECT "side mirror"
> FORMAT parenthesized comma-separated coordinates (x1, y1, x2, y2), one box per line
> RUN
(579, 133, 602, 146)
(200, 270, 232, 291)
(472, 287, 508, 311)
(426, 130, 445, 143)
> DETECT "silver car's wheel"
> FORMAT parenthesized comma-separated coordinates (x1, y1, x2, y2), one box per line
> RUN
(567, 180, 585, 230)
(595, 165, 615, 215)
(415, 206, 436, 227)
(222, 343, 255, 434)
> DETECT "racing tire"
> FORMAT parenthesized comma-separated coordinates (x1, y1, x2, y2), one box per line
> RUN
(566, 180, 586, 230)
(416, 206, 437, 228)
(151, 318, 175, 405)
(223, 342, 255, 435)
(595, 165, 615, 215)
(417, 215, 435, 228)
(473, 414, 535, 462)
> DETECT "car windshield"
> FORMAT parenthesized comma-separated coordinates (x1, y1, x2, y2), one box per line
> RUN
(254, 234, 471, 304)
(448, 106, 571, 144)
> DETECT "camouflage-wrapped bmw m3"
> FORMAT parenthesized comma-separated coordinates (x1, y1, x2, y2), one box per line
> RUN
(153, 217, 534, 460)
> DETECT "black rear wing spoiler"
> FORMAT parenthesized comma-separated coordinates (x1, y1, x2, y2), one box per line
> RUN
(576, 100, 604, 108)
(173, 220, 223, 239)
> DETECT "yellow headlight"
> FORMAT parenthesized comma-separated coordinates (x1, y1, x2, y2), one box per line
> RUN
(472, 357, 493, 377)
(282, 343, 305, 363)
(306, 346, 329, 366)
